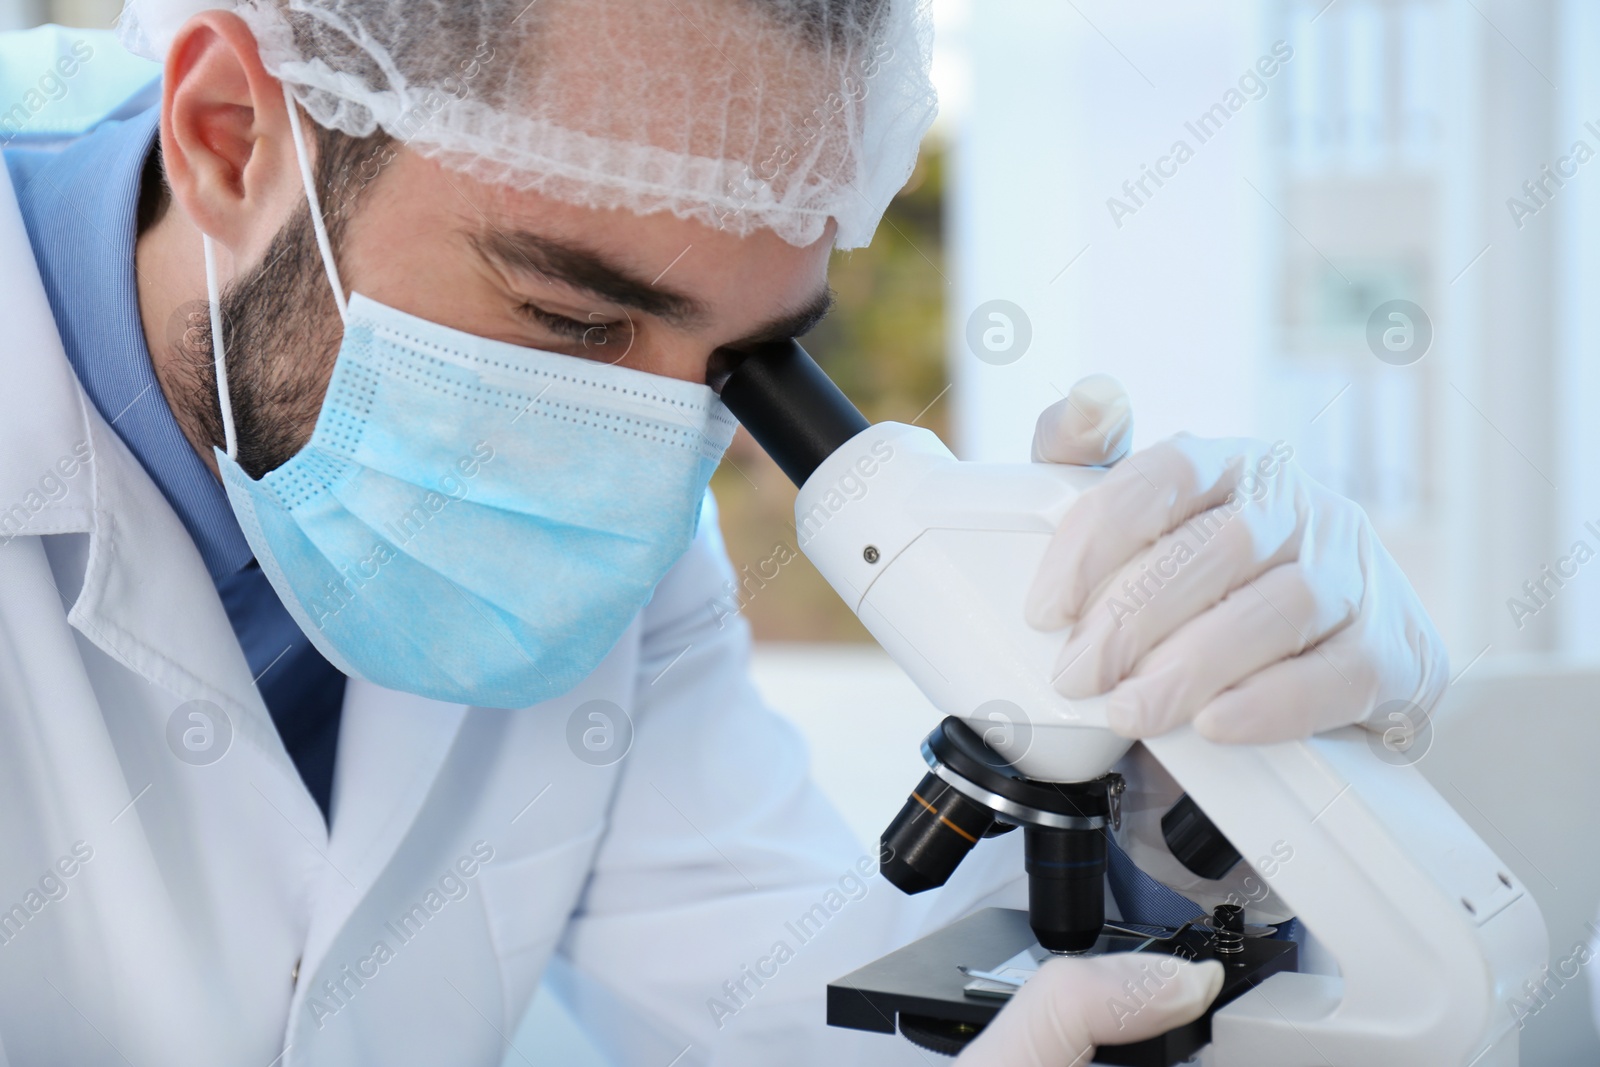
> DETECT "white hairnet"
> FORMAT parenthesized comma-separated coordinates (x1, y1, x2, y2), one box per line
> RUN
(118, 0, 935, 248)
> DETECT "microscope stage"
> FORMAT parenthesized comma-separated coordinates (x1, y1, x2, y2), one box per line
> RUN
(826, 907, 1298, 1065)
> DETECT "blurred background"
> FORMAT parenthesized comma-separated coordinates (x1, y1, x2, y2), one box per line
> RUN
(10, 0, 1600, 1063)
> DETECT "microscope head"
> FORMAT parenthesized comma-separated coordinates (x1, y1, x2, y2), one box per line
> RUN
(713, 340, 1137, 952)
(713, 339, 1132, 783)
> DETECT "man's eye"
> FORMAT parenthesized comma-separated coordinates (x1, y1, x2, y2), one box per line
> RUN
(515, 303, 622, 347)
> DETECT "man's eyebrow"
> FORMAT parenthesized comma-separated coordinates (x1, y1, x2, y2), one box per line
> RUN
(729, 285, 836, 347)
(472, 227, 707, 326)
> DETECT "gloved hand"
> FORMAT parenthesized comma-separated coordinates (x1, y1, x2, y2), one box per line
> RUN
(1025, 378, 1449, 743)
(952, 953, 1223, 1067)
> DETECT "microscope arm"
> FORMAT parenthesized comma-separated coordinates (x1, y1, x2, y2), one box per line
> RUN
(1147, 727, 1545, 1066)
(788, 418, 1547, 1064)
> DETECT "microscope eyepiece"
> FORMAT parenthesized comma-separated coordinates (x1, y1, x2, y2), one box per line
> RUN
(711, 339, 870, 488)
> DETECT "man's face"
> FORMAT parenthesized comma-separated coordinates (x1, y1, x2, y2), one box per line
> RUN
(156, 4, 854, 478)
(205, 139, 835, 477)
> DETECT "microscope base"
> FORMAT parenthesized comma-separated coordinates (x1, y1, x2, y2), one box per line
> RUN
(826, 908, 1297, 1065)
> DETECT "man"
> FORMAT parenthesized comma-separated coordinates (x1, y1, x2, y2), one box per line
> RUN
(0, 2, 1446, 1064)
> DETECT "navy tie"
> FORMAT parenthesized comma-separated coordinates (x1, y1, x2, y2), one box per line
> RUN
(1105, 833, 1206, 929)
(1105, 834, 1301, 943)
(217, 560, 346, 825)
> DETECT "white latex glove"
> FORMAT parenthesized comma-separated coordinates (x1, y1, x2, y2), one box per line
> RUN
(1025, 386, 1449, 742)
(953, 954, 1223, 1067)
(1031, 374, 1134, 466)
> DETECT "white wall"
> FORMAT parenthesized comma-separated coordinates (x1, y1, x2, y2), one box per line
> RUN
(1554, 0, 1600, 654)
(947, 0, 1600, 673)
(947, 0, 1267, 464)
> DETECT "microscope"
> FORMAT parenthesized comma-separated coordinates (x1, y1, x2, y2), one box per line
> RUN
(713, 340, 1549, 1066)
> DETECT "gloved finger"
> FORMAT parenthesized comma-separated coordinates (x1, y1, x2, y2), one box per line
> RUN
(1099, 560, 1361, 737)
(1026, 436, 1277, 631)
(1048, 499, 1305, 699)
(1192, 626, 1380, 743)
(1194, 535, 1450, 744)
(1032, 374, 1133, 466)
(952, 954, 1224, 1067)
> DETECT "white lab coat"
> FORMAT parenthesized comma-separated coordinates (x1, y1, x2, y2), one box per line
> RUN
(0, 150, 1041, 1065)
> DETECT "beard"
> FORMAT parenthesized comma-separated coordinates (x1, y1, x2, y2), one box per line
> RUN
(177, 201, 346, 481)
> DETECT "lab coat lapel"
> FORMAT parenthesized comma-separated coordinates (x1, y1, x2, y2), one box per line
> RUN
(299, 680, 468, 979)
(292, 635, 638, 996)
(74, 414, 328, 836)
(0, 160, 327, 848)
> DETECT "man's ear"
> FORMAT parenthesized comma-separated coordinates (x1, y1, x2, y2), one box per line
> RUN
(159, 10, 304, 258)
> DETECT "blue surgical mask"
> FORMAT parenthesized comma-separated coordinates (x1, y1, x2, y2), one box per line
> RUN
(201, 86, 736, 708)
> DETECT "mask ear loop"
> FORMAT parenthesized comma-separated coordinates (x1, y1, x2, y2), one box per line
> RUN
(203, 234, 239, 460)
(206, 84, 350, 464)
(282, 81, 348, 323)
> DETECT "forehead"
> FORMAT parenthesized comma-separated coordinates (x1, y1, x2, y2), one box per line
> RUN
(508, 0, 860, 165)
(470, 165, 832, 280)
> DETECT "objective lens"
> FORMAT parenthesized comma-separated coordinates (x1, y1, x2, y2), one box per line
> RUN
(879, 773, 998, 895)
(1025, 826, 1107, 954)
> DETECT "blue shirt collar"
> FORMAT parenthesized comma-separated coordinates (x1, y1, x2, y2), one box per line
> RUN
(8, 105, 254, 582)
